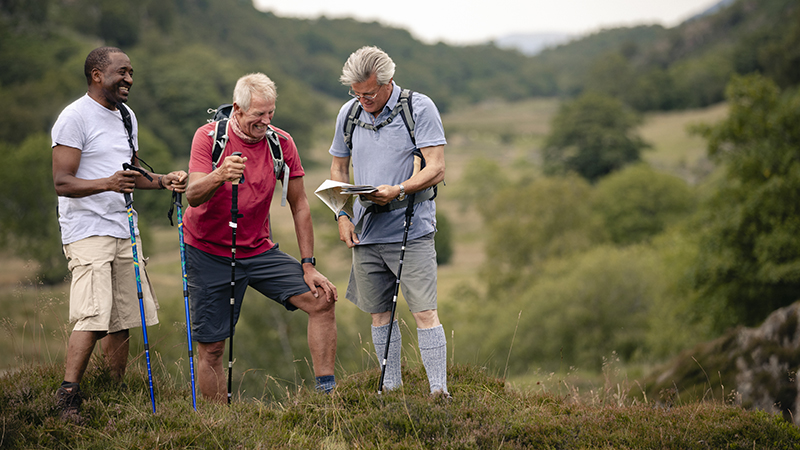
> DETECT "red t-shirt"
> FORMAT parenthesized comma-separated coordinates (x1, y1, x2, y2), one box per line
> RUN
(183, 122, 304, 258)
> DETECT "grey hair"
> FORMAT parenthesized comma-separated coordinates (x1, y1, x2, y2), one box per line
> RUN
(233, 73, 277, 112)
(339, 46, 395, 86)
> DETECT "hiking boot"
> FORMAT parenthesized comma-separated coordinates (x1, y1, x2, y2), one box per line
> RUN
(56, 384, 83, 423)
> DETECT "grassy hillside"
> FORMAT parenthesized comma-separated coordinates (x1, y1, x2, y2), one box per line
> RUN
(2, 360, 799, 449)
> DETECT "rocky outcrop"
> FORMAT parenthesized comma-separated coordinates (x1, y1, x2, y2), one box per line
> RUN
(649, 301, 800, 424)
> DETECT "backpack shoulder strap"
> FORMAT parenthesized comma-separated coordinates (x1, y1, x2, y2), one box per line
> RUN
(267, 126, 289, 206)
(117, 103, 136, 156)
(343, 99, 362, 150)
(210, 118, 229, 170)
(397, 89, 415, 146)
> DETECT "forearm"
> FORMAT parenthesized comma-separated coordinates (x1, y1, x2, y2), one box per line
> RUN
(134, 171, 164, 190)
(186, 171, 226, 207)
(286, 176, 315, 259)
(54, 175, 114, 198)
(403, 145, 445, 194)
(292, 205, 315, 259)
(402, 166, 444, 194)
(330, 157, 350, 183)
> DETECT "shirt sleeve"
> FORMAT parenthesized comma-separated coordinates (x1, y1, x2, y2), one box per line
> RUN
(188, 123, 214, 174)
(279, 131, 305, 179)
(410, 93, 447, 150)
(51, 108, 86, 150)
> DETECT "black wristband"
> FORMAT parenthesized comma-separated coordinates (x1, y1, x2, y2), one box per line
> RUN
(301, 257, 316, 266)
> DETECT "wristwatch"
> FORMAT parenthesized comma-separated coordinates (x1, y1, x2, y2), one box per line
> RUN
(301, 257, 316, 266)
(397, 184, 406, 201)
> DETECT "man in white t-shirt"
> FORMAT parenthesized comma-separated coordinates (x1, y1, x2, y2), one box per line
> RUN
(51, 46, 187, 422)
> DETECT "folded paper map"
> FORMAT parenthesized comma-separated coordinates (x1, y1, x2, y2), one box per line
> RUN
(314, 179, 377, 217)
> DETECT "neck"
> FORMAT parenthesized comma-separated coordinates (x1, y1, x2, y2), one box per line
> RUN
(87, 89, 117, 111)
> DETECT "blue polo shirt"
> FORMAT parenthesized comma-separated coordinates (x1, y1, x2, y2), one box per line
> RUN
(329, 83, 447, 245)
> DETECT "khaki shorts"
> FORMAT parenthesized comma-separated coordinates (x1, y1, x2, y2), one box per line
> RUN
(63, 235, 159, 333)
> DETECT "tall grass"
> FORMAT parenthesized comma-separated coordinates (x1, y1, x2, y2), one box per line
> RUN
(1, 289, 798, 449)
(2, 357, 799, 449)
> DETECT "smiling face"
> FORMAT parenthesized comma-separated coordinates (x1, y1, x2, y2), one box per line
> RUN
(92, 52, 133, 109)
(233, 95, 275, 140)
(350, 72, 392, 117)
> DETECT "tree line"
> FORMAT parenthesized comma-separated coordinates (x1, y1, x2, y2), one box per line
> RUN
(448, 74, 800, 374)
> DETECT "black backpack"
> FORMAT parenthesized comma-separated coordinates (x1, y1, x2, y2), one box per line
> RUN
(207, 104, 289, 206)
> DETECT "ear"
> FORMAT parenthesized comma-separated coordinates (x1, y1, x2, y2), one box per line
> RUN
(232, 102, 243, 116)
(91, 67, 103, 84)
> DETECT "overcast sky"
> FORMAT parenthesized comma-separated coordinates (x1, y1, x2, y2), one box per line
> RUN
(252, 0, 722, 45)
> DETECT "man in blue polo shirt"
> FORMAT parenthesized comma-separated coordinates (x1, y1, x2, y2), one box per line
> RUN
(329, 46, 449, 396)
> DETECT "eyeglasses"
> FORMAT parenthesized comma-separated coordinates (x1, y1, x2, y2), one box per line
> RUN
(348, 88, 381, 100)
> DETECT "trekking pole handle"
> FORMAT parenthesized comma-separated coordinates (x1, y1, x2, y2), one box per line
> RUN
(122, 163, 153, 207)
(122, 162, 154, 182)
(231, 152, 244, 185)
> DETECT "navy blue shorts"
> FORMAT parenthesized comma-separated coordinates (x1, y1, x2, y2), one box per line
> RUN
(186, 244, 310, 343)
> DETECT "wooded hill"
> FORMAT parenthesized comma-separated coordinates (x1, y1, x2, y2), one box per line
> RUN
(1, 0, 798, 159)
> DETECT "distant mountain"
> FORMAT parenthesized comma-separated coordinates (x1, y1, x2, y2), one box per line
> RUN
(687, 0, 738, 20)
(492, 0, 736, 56)
(493, 32, 574, 56)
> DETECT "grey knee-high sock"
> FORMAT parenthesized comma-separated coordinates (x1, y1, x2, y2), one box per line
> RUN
(372, 321, 402, 390)
(418, 325, 448, 394)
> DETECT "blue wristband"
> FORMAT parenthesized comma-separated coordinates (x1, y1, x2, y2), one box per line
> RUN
(337, 210, 350, 218)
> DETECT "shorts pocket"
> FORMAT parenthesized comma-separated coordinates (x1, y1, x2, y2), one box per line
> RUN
(67, 258, 102, 324)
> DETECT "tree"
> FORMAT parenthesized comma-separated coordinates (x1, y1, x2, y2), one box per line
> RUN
(479, 174, 607, 293)
(0, 134, 67, 283)
(504, 245, 657, 372)
(690, 74, 800, 331)
(592, 164, 695, 245)
(434, 211, 453, 265)
(543, 92, 650, 182)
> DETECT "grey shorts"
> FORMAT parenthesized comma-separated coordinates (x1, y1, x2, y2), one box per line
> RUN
(186, 244, 309, 343)
(346, 233, 438, 314)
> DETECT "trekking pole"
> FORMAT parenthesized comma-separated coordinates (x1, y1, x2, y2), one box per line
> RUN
(121, 162, 157, 413)
(171, 191, 197, 411)
(378, 193, 416, 394)
(227, 152, 244, 405)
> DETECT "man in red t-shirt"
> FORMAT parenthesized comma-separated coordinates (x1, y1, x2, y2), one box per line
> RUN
(184, 73, 338, 400)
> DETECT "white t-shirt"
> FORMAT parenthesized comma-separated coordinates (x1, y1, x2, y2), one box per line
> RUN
(51, 94, 140, 244)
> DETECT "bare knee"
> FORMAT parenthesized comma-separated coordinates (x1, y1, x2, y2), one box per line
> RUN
(412, 309, 440, 329)
(198, 341, 225, 363)
(292, 292, 336, 318)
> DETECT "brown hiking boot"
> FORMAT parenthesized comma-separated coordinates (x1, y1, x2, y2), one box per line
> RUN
(56, 384, 83, 423)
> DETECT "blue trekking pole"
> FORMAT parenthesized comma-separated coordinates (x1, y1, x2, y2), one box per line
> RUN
(121, 162, 157, 413)
(170, 191, 197, 411)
